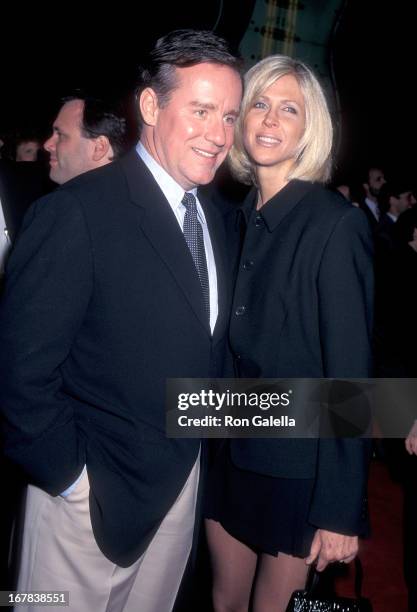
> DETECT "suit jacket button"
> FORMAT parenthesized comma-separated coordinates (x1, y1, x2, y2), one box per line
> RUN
(235, 306, 246, 316)
(243, 260, 254, 270)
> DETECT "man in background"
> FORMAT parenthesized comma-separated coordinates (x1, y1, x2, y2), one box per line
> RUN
(0, 92, 128, 594)
(359, 165, 386, 229)
(44, 93, 128, 185)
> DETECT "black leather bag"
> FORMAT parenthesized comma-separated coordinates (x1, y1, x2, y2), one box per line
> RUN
(286, 558, 373, 611)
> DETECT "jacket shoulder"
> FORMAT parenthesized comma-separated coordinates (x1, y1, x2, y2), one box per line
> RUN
(304, 183, 353, 213)
(301, 183, 370, 230)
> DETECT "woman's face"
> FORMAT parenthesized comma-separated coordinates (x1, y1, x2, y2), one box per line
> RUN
(243, 74, 306, 174)
(16, 140, 40, 162)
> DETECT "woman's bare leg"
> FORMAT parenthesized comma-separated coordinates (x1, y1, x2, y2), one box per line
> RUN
(252, 552, 308, 612)
(205, 519, 258, 612)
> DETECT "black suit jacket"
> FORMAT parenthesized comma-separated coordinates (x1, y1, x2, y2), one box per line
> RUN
(0, 150, 231, 566)
(229, 180, 374, 535)
(358, 197, 379, 232)
(375, 213, 395, 251)
(0, 160, 53, 242)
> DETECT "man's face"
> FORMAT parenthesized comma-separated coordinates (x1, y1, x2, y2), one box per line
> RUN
(395, 191, 414, 215)
(141, 63, 242, 191)
(44, 100, 97, 184)
(367, 168, 386, 197)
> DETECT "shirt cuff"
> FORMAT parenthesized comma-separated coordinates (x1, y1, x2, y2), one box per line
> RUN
(59, 465, 86, 497)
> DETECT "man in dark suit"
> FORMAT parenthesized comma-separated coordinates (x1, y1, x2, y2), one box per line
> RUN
(43, 92, 129, 186)
(0, 94, 129, 597)
(358, 165, 386, 230)
(376, 180, 414, 249)
(373, 180, 415, 376)
(0, 29, 242, 612)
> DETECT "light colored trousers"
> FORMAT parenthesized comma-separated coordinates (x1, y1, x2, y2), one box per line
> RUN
(16, 457, 200, 612)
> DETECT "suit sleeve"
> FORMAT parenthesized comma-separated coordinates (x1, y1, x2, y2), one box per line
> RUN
(0, 190, 93, 495)
(308, 207, 374, 535)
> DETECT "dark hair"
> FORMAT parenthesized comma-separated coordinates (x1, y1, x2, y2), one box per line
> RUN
(62, 93, 128, 159)
(361, 165, 384, 184)
(378, 180, 413, 214)
(138, 29, 242, 107)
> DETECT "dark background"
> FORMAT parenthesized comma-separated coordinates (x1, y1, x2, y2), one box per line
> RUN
(1, 0, 415, 184)
(331, 0, 415, 183)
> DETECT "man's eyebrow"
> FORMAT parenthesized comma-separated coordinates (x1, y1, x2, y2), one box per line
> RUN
(189, 101, 240, 116)
(189, 101, 217, 111)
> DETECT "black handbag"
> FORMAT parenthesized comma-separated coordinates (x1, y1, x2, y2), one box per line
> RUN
(286, 558, 373, 611)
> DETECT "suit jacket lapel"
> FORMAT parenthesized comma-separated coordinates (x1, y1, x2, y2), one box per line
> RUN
(120, 150, 211, 335)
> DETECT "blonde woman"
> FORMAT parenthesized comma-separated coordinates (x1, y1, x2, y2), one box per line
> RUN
(205, 55, 373, 612)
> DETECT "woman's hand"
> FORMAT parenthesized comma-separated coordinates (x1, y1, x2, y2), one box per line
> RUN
(405, 421, 417, 455)
(305, 529, 358, 571)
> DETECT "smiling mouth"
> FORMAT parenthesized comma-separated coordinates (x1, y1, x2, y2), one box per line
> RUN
(256, 135, 282, 145)
(192, 147, 218, 159)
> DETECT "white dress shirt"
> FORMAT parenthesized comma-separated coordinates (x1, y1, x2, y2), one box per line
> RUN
(136, 142, 218, 334)
(364, 197, 380, 221)
(0, 199, 11, 275)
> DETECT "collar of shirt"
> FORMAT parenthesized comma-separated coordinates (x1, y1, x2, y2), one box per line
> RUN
(0, 198, 11, 272)
(240, 179, 314, 232)
(0, 197, 6, 231)
(136, 142, 207, 227)
(365, 197, 379, 219)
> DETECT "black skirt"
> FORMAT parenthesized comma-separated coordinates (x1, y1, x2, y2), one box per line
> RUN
(204, 442, 317, 558)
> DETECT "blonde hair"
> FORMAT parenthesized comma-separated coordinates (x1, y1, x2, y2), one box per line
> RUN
(229, 55, 333, 185)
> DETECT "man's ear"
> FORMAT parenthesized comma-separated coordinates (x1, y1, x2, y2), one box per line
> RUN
(92, 135, 111, 162)
(139, 87, 159, 126)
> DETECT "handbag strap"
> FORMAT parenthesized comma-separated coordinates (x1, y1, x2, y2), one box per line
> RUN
(305, 557, 365, 598)
(304, 562, 320, 594)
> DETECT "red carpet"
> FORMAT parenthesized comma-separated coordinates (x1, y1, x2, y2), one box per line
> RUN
(335, 459, 408, 611)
